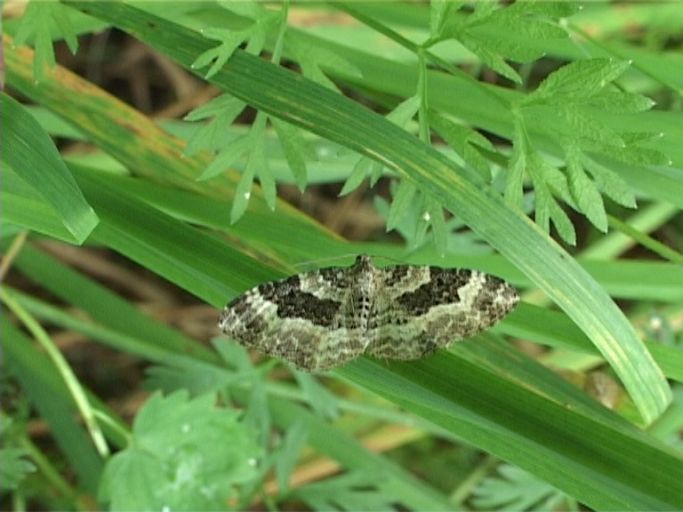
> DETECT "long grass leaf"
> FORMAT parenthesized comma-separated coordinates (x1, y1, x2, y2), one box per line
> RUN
(1, 93, 98, 242)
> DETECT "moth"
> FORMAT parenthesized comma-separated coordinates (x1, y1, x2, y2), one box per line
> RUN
(219, 255, 518, 372)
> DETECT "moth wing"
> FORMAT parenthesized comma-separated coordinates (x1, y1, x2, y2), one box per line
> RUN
(219, 273, 369, 372)
(367, 268, 518, 360)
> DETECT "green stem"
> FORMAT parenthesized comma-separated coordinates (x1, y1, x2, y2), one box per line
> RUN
(0, 287, 110, 458)
(580, 203, 680, 261)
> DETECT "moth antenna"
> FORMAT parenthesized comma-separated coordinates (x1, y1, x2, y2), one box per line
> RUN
(370, 254, 402, 265)
(292, 252, 359, 270)
(368, 252, 413, 266)
(291, 251, 417, 270)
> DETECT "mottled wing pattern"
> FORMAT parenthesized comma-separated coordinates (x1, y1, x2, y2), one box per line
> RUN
(366, 266, 519, 360)
(219, 271, 369, 372)
(219, 255, 519, 371)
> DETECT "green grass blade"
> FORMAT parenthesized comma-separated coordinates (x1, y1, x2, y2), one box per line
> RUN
(0, 93, 98, 243)
(72, 166, 350, 264)
(1, 179, 73, 242)
(2, 240, 217, 364)
(1, 323, 103, 493)
(337, 356, 683, 511)
(73, 168, 279, 306)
